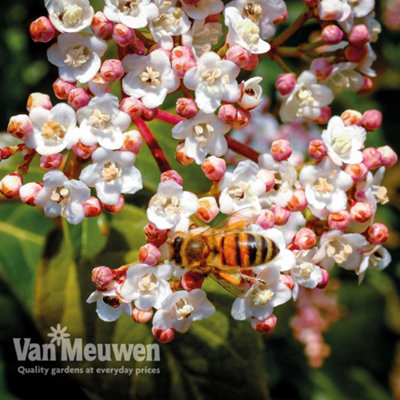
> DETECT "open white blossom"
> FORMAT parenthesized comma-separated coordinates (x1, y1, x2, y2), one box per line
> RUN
(47, 33, 107, 83)
(184, 52, 240, 113)
(122, 50, 179, 109)
(153, 289, 215, 333)
(120, 263, 173, 310)
(172, 111, 231, 164)
(279, 71, 334, 123)
(35, 170, 90, 224)
(104, 0, 159, 28)
(355, 167, 388, 210)
(147, 180, 199, 232)
(25, 103, 77, 155)
(219, 160, 266, 214)
(299, 157, 353, 214)
(231, 264, 292, 320)
(182, 0, 224, 20)
(358, 244, 391, 283)
(80, 148, 142, 205)
(46, 0, 94, 33)
(324, 62, 364, 95)
(322, 116, 366, 166)
(239, 77, 263, 109)
(76, 93, 131, 150)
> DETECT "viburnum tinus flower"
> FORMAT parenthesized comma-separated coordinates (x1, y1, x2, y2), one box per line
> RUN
(181, 0, 224, 20)
(79, 148, 142, 205)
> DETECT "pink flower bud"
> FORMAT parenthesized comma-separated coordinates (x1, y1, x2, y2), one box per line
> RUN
(344, 163, 368, 183)
(314, 106, 332, 125)
(19, 182, 42, 205)
(40, 153, 63, 170)
(0, 173, 22, 198)
(7, 115, 33, 140)
(83, 196, 102, 217)
(294, 227, 316, 250)
(303, 0, 319, 7)
(218, 104, 237, 125)
(161, 170, 183, 185)
(316, 267, 329, 289)
(251, 314, 278, 334)
(176, 141, 194, 165)
(53, 78, 76, 100)
(257, 169, 275, 192)
(348, 24, 371, 46)
(171, 46, 196, 78)
(367, 223, 389, 245)
(152, 327, 174, 343)
(144, 222, 168, 247)
(72, 141, 97, 159)
(100, 59, 124, 82)
(30, 16, 55, 43)
(225, 45, 258, 71)
(280, 274, 295, 290)
(321, 25, 344, 45)
(344, 44, 367, 62)
(176, 97, 197, 118)
(112, 23, 136, 47)
(271, 139, 292, 162)
(274, 9, 287, 24)
(377, 146, 397, 168)
(91, 11, 113, 39)
(132, 307, 153, 323)
(350, 201, 374, 223)
(180, 271, 205, 291)
(68, 88, 90, 109)
(121, 129, 142, 154)
(139, 243, 161, 266)
(196, 196, 219, 223)
(362, 147, 382, 170)
(232, 107, 251, 130)
(358, 76, 373, 94)
(328, 210, 351, 230)
(182, 0, 201, 5)
(362, 110, 382, 131)
(276, 73, 296, 96)
(255, 209, 275, 230)
(205, 13, 220, 22)
(273, 205, 291, 225)
(141, 107, 158, 121)
(311, 58, 333, 80)
(92, 266, 113, 291)
(131, 39, 146, 55)
(341, 109, 363, 126)
(201, 156, 226, 181)
(103, 195, 125, 213)
(287, 189, 308, 212)
(308, 139, 327, 161)
(27, 93, 52, 112)
(120, 96, 144, 120)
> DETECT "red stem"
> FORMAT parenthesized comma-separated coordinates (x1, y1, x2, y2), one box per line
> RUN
(155, 110, 184, 125)
(134, 117, 171, 172)
(226, 137, 260, 163)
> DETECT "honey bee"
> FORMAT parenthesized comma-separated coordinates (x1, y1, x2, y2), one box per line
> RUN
(169, 212, 280, 295)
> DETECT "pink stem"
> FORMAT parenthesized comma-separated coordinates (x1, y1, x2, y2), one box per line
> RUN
(226, 137, 260, 163)
(155, 110, 184, 125)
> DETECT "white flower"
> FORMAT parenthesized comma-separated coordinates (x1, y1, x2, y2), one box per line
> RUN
(231, 264, 291, 320)
(79, 148, 142, 205)
(183, 52, 240, 113)
(224, 7, 270, 54)
(76, 93, 131, 150)
(87, 286, 131, 322)
(182, 19, 223, 58)
(147, 180, 199, 232)
(172, 111, 231, 164)
(291, 249, 323, 300)
(122, 50, 179, 109)
(182, 0, 224, 20)
(104, 0, 159, 29)
(35, 170, 90, 224)
(152, 289, 215, 333)
(119, 263, 173, 310)
(299, 157, 353, 214)
(239, 77, 263, 110)
(324, 62, 364, 95)
(149, 1, 191, 50)
(322, 116, 366, 166)
(47, 33, 107, 83)
(279, 70, 334, 123)
(355, 167, 388, 209)
(313, 229, 369, 270)
(358, 245, 391, 283)
(46, 0, 94, 33)
(358, 43, 377, 77)
(219, 160, 265, 214)
(25, 104, 77, 155)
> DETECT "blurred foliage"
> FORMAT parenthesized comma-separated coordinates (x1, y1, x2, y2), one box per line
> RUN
(0, 0, 400, 399)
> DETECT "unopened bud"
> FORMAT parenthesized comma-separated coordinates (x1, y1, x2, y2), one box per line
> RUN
(72, 141, 97, 159)
(0, 173, 22, 198)
(103, 195, 124, 213)
(30, 16, 55, 43)
(271, 139, 292, 162)
(341, 109, 363, 126)
(139, 243, 160, 266)
(144, 222, 169, 247)
(303, 0, 319, 6)
(68, 88, 90, 109)
(83, 196, 102, 217)
(308, 139, 327, 161)
(348, 24, 371, 46)
(350, 201, 374, 223)
(171, 46, 196, 78)
(316, 267, 329, 289)
(251, 314, 278, 334)
(358, 76, 373, 93)
(121, 129, 142, 154)
(100, 59, 124, 82)
(176, 142, 194, 165)
(367, 223, 389, 245)
(161, 170, 183, 185)
(196, 196, 219, 223)
(19, 182, 42, 205)
(328, 210, 351, 230)
(180, 271, 205, 291)
(344, 44, 367, 62)
(176, 97, 197, 118)
(7, 115, 33, 140)
(377, 146, 397, 168)
(362, 109, 382, 131)
(141, 107, 158, 121)
(92, 266, 113, 291)
(344, 163, 368, 183)
(287, 189, 308, 212)
(152, 327, 174, 343)
(311, 58, 333, 80)
(362, 147, 382, 170)
(321, 25, 344, 45)
(27, 93, 52, 112)
(91, 11, 113, 39)
(40, 153, 63, 170)
(201, 156, 226, 180)
(131, 39, 146, 55)
(120, 96, 144, 120)
(255, 209, 275, 230)
(314, 106, 332, 125)
(294, 227, 316, 250)
(53, 78, 76, 100)
(225, 45, 258, 71)
(232, 107, 251, 130)
(218, 104, 237, 125)
(112, 23, 136, 47)
(276, 73, 296, 96)
(273, 205, 291, 225)
(132, 307, 153, 323)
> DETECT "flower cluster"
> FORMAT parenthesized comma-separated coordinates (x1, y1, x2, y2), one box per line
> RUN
(0, 0, 397, 358)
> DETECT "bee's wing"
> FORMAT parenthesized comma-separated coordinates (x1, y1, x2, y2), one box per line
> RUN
(209, 272, 250, 298)
(201, 207, 259, 237)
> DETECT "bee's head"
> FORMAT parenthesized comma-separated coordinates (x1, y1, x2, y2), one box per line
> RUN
(170, 234, 185, 266)
(185, 237, 210, 266)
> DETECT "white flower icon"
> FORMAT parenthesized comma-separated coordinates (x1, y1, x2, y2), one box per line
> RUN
(47, 323, 70, 346)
